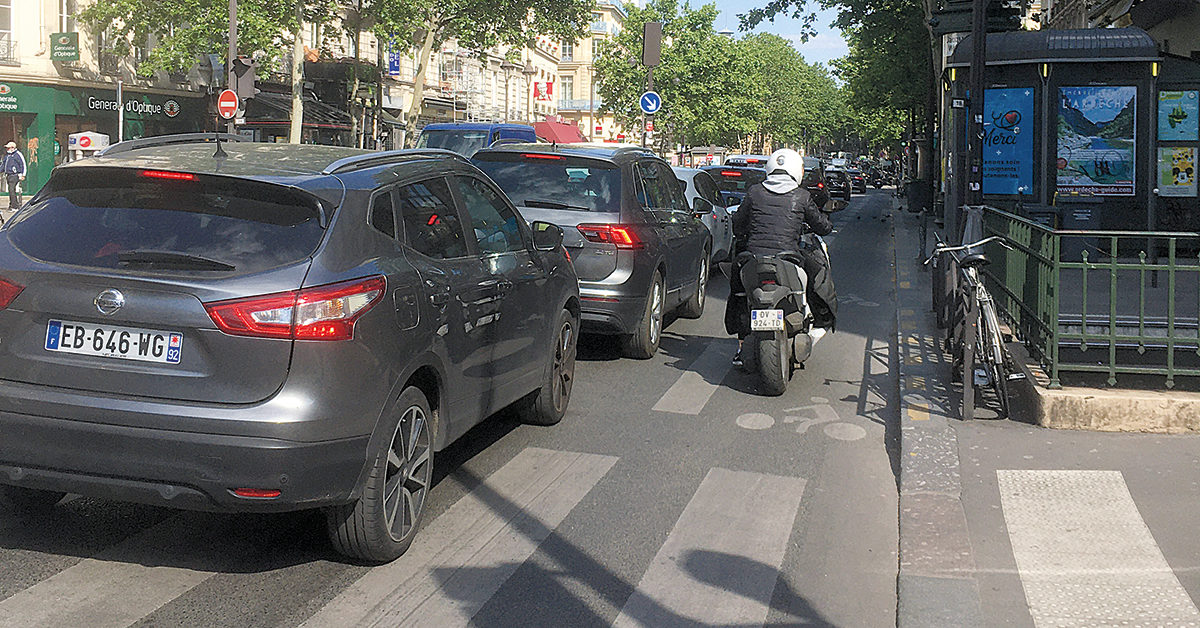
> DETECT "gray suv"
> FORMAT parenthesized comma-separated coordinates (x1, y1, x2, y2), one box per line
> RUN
(0, 135, 579, 563)
(473, 144, 710, 358)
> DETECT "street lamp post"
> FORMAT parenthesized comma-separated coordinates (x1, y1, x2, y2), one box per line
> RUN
(500, 60, 517, 123)
(522, 63, 537, 122)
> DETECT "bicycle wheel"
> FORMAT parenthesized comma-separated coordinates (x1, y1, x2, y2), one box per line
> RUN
(979, 292, 1011, 418)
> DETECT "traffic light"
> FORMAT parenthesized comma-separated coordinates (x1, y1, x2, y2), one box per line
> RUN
(230, 56, 259, 101)
(929, 0, 1026, 36)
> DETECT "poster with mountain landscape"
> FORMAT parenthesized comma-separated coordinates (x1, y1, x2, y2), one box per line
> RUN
(1057, 86, 1137, 196)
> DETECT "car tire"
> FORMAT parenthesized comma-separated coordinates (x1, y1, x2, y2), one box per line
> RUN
(678, 251, 709, 319)
(326, 386, 434, 563)
(843, 190, 851, 202)
(519, 308, 577, 426)
(0, 485, 66, 510)
(623, 270, 664, 359)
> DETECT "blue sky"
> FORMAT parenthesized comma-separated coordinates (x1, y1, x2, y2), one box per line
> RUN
(712, 1, 849, 67)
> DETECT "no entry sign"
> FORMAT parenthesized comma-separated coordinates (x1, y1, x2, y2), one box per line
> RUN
(216, 89, 239, 119)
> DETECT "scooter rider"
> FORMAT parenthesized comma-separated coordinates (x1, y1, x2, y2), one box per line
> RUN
(725, 148, 837, 365)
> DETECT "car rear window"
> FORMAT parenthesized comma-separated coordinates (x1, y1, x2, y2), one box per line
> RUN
(8, 168, 324, 274)
(706, 168, 767, 193)
(473, 154, 623, 213)
(417, 130, 489, 156)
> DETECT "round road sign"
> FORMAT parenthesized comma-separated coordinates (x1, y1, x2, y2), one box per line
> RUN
(639, 91, 662, 115)
(217, 89, 239, 119)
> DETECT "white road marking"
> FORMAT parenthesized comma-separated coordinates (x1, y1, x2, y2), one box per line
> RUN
(652, 339, 736, 415)
(822, 423, 867, 441)
(0, 517, 219, 628)
(998, 470, 1200, 627)
(735, 413, 775, 430)
(612, 468, 806, 628)
(302, 447, 617, 627)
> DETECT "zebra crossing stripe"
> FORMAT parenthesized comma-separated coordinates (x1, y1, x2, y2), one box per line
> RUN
(0, 516, 219, 628)
(612, 468, 805, 628)
(998, 470, 1200, 626)
(652, 339, 736, 415)
(302, 447, 617, 627)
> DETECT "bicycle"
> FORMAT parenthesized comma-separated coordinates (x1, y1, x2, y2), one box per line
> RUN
(926, 235, 1016, 419)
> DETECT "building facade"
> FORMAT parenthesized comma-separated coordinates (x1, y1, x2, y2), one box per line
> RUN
(556, 0, 629, 142)
(0, 0, 210, 193)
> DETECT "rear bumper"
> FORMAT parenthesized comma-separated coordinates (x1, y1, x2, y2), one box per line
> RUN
(0, 409, 370, 513)
(578, 287, 647, 334)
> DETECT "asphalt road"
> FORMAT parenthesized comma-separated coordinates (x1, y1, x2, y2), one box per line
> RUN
(0, 190, 902, 628)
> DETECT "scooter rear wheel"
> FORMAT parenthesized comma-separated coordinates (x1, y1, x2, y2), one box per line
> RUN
(757, 331, 790, 396)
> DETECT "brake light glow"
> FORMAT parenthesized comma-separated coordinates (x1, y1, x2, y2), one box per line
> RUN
(0, 276, 23, 309)
(522, 153, 564, 160)
(232, 488, 281, 499)
(720, 171, 742, 177)
(205, 276, 386, 341)
(746, 159, 761, 164)
(818, 182, 825, 189)
(577, 224, 644, 249)
(141, 170, 196, 181)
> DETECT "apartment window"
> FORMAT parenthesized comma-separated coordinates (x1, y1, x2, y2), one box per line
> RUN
(592, 11, 602, 20)
(60, 0, 77, 33)
(560, 76, 574, 102)
(592, 38, 602, 61)
(561, 42, 573, 62)
(0, 0, 11, 58)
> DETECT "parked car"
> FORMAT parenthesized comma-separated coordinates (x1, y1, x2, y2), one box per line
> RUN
(846, 167, 868, 193)
(0, 135, 579, 564)
(724, 154, 770, 167)
(825, 168, 853, 201)
(474, 143, 711, 359)
(674, 166, 734, 263)
(801, 155, 831, 209)
(702, 165, 767, 207)
(416, 122, 538, 156)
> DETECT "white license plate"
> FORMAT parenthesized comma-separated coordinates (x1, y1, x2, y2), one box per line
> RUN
(45, 320, 183, 364)
(750, 309, 784, 331)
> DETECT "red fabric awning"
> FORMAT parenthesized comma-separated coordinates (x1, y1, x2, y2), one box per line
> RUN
(534, 120, 586, 144)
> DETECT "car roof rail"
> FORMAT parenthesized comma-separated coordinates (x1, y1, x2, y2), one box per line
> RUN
(96, 133, 246, 157)
(321, 148, 467, 175)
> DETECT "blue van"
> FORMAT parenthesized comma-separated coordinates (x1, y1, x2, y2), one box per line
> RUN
(415, 123, 538, 156)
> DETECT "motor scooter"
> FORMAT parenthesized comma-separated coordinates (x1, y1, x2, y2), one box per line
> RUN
(736, 234, 830, 395)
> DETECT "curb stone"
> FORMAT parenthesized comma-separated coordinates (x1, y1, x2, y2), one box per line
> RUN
(892, 205, 983, 628)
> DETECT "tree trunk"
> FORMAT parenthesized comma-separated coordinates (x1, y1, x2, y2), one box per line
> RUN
(289, 0, 304, 144)
(348, 8, 361, 148)
(404, 20, 439, 146)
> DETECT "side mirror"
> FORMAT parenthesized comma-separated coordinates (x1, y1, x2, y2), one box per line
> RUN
(531, 221, 564, 251)
(692, 197, 710, 215)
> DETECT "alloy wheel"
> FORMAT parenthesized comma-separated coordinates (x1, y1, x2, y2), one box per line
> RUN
(383, 405, 432, 543)
(650, 280, 663, 345)
(551, 318, 576, 413)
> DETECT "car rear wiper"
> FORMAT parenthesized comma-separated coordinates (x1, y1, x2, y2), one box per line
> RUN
(522, 199, 592, 211)
(117, 250, 236, 271)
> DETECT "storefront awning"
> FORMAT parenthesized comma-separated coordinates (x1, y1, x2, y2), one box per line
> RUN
(947, 27, 1160, 67)
(242, 92, 353, 130)
(534, 120, 586, 144)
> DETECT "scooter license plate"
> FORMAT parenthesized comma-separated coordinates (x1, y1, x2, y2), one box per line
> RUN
(750, 309, 785, 331)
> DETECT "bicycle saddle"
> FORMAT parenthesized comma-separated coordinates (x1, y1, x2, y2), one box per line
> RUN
(959, 252, 990, 268)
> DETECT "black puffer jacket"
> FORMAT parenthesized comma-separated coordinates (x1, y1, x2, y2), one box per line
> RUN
(732, 183, 832, 256)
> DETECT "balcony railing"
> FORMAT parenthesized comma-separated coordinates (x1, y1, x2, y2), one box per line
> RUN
(0, 36, 17, 66)
(590, 21, 620, 35)
(558, 98, 603, 111)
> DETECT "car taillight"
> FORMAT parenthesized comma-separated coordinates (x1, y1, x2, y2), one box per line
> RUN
(818, 182, 825, 189)
(522, 153, 564, 160)
(577, 224, 644, 249)
(205, 276, 386, 341)
(720, 171, 742, 177)
(141, 170, 196, 181)
(0, 276, 23, 309)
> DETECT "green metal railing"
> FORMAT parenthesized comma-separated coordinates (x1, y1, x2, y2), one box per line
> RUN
(980, 207, 1200, 388)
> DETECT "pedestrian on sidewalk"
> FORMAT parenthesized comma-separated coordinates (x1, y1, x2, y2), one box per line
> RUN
(2, 141, 26, 210)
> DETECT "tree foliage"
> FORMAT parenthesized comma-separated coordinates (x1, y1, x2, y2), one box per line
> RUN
(593, 0, 848, 153)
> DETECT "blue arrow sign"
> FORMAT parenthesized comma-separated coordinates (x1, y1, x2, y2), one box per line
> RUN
(639, 91, 662, 115)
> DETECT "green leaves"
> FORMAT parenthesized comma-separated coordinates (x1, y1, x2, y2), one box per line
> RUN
(593, 1, 847, 151)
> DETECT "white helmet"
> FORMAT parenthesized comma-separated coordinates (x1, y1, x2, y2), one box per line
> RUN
(766, 149, 805, 183)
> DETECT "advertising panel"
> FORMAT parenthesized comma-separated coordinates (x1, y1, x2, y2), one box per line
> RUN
(1158, 91, 1199, 141)
(982, 88, 1034, 195)
(1056, 86, 1137, 196)
(1158, 147, 1197, 197)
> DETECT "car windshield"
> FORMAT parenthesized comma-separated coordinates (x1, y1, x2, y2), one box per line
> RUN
(416, 130, 489, 156)
(706, 168, 767, 193)
(474, 155, 623, 213)
(9, 168, 324, 274)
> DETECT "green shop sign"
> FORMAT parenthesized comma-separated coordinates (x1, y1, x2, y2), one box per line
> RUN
(50, 33, 79, 62)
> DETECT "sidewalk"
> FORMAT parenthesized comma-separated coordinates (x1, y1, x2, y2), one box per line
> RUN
(892, 207, 1200, 627)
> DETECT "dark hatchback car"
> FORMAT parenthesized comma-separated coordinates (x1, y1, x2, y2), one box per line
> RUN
(846, 167, 867, 193)
(474, 144, 711, 359)
(702, 165, 767, 207)
(825, 169, 853, 201)
(0, 135, 579, 563)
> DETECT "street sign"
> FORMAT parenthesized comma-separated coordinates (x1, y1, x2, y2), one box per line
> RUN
(639, 91, 662, 115)
(951, 97, 966, 109)
(645, 121, 654, 132)
(216, 89, 239, 119)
